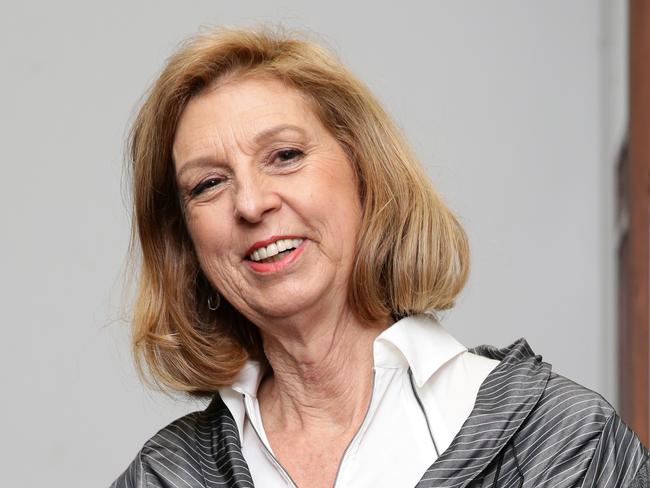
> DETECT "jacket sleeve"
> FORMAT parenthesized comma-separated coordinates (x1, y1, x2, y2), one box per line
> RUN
(110, 453, 144, 488)
(579, 413, 649, 487)
(110, 452, 166, 488)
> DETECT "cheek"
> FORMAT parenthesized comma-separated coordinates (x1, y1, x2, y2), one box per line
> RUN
(185, 211, 244, 297)
(185, 208, 232, 263)
(309, 166, 362, 254)
(335, 203, 362, 259)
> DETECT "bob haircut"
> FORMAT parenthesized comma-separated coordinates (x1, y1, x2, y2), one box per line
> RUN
(129, 26, 470, 395)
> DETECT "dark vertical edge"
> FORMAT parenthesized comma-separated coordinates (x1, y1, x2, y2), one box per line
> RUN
(620, 0, 650, 448)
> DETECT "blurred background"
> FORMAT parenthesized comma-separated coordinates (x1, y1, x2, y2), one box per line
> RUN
(1, 1, 646, 486)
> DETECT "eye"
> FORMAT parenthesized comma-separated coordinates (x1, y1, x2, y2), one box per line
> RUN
(190, 176, 224, 197)
(273, 148, 304, 164)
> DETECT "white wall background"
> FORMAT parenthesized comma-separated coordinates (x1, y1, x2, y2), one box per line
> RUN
(0, 1, 628, 486)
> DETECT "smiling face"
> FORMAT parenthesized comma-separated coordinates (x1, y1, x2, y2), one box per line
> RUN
(173, 77, 362, 327)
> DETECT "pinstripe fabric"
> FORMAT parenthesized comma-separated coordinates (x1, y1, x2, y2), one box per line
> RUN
(111, 338, 649, 487)
(631, 461, 649, 488)
(415, 340, 649, 488)
(112, 403, 254, 488)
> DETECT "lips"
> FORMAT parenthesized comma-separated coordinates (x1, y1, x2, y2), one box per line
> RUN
(244, 235, 304, 260)
(250, 239, 303, 262)
(245, 238, 308, 273)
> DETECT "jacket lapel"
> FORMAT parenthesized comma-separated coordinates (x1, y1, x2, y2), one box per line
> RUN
(415, 338, 551, 488)
(197, 396, 255, 487)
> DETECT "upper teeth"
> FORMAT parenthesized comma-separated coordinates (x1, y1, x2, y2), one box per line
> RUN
(249, 238, 303, 261)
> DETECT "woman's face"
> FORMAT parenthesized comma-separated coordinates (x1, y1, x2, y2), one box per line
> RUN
(173, 77, 362, 325)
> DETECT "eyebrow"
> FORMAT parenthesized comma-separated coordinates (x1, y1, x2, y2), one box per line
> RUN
(253, 123, 307, 145)
(176, 124, 308, 179)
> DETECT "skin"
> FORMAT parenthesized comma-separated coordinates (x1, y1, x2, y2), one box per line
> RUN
(173, 76, 390, 488)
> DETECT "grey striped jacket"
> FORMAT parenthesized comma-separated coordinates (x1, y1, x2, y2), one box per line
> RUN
(111, 339, 650, 487)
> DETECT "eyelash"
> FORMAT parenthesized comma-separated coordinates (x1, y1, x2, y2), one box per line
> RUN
(190, 176, 224, 197)
(188, 148, 304, 197)
(274, 148, 303, 163)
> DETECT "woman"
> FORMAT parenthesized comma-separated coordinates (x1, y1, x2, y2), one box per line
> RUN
(112, 27, 649, 487)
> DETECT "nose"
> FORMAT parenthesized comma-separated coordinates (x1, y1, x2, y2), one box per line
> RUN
(232, 172, 281, 223)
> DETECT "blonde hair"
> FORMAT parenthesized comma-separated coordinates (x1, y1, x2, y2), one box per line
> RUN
(129, 26, 470, 395)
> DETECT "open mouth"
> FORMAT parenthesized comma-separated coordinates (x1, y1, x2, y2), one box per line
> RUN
(247, 238, 304, 264)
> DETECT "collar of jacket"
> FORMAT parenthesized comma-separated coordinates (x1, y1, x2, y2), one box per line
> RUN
(415, 337, 550, 487)
(200, 337, 550, 488)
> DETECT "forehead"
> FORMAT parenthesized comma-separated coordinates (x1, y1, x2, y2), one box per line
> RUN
(173, 77, 320, 163)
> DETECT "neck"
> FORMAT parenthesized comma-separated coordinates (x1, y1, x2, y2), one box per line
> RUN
(257, 308, 389, 435)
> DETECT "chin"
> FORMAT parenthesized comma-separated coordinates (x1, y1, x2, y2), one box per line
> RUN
(245, 289, 328, 323)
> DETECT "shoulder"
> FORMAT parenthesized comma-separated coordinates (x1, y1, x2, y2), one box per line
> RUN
(514, 371, 649, 486)
(534, 370, 615, 427)
(110, 410, 207, 488)
(470, 338, 649, 486)
(110, 398, 252, 488)
(472, 338, 619, 428)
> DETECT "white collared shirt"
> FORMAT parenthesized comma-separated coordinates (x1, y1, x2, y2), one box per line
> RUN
(219, 314, 500, 487)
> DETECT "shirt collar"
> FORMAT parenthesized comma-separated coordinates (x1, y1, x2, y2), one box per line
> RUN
(373, 313, 468, 387)
(228, 360, 265, 398)
(225, 313, 467, 396)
